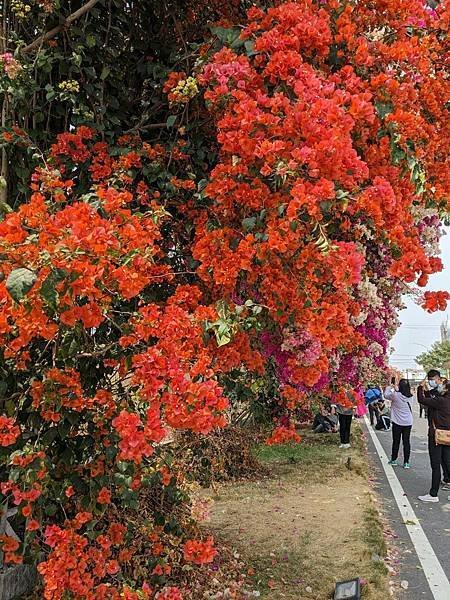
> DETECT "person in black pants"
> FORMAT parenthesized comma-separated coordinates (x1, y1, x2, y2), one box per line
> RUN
(339, 414, 352, 443)
(419, 402, 428, 419)
(384, 379, 413, 467)
(364, 385, 382, 426)
(336, 404, 354, 448)
(391, 423, 412, 463)
(417, 371, 450, 502)
(427, 437, 450, 499)
(442, 457, 450, 490)
(374, 401, 391, 430)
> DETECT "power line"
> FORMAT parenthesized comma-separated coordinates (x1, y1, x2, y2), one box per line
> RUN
(398, 326, 441, 329)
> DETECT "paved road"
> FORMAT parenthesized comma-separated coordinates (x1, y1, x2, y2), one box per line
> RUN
(364, 396, 450, 599)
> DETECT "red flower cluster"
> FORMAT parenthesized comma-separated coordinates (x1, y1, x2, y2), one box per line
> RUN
(266, 426, 301, 446)
(0, 416, 20, 446)
(0, 1, 448, 597)
(195, 0, 448, 440)
(421, 291, 450, 313)
(183, 536, 217, 565)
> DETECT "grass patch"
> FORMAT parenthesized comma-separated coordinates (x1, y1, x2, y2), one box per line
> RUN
(255, 437, 337, 464)
(247, 539, 311, 596)
(207, 421, 391, 599)
(363, 505, 387, 558)
(362, 503, 389, 589)
(253, 422, 368, 482)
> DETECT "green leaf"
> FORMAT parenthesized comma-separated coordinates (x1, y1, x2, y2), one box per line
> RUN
(122, 488, 138, 509)
(100, 66, 111, 80)
(58, 420, 71, 439)
(0, 380, 7, 398)
(114, 472, 127, 486)
(211, 26, 243, 49)
(45, 503, 58, 516)
(6, 268, 37, 302)
(216, 331, 232, 347)
(40, 268, 66, 310)
(242, 217, 256, 232)
(42, 427, 59, 445)
(166, 115, 177, 128)
(40, 276, 58, 310)
(244, 40, 256, 56)
(375, 101, 393, 119)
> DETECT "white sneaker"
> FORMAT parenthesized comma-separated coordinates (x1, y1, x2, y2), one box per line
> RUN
(418, 494, 439, 503)
(339, 443, 351, 449)
(339, 444, 345, 448)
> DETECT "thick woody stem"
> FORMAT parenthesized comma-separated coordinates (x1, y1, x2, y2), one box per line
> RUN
(22, 0, 102, 53)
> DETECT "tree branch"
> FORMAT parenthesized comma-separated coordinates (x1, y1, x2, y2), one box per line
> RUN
(22, 0, 102, 54)
(124, 121, 170, 134)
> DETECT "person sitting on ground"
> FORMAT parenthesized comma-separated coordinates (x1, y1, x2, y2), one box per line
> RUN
(418, 371, 450, 503)
(312, 404, 338, 433)
(327, 404, 338, 432)
(374, 400, 391, 431)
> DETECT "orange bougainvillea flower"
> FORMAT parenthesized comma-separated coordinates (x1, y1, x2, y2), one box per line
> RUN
(266, 425, 301, 446)
(0, 0, 448, 594)
(0, 416, 20, 447)
(160, 466, 172, 486)
(0, 535, 20, 552)
(97, 487, 112, 505)
(183, 536, 217, 565)
(26, 520, 41, 532)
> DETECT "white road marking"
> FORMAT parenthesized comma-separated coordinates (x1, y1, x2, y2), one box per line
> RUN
(364, 416, 450, 599)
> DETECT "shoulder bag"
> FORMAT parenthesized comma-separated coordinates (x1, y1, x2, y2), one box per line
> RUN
(433, 421, 450, 446)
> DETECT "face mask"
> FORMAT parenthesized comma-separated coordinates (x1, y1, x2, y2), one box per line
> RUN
(428, 380, 438, 389)
(437, 384, 445, 393)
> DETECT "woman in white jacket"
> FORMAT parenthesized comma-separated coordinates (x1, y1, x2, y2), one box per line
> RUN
(384, 379, 413, 469)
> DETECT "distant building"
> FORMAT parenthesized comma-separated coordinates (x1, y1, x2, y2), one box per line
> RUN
(402, 368, 425, 382)
(441, 316, 449, 342)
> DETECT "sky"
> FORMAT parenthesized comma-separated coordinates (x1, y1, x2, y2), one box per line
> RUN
(389, 227, 450, 373)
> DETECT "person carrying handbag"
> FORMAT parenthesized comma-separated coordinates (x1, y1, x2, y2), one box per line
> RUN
(417, 371, 450, 503)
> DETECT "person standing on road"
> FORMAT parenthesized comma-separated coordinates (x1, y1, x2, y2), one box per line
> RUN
(417, 380, 428, 419)
(442, 454, 450, 491)
(419, 371, 450, 490)
(384, 379, 413, 469)
(365, 384, 382, 426)
(417, 370, 450, 503)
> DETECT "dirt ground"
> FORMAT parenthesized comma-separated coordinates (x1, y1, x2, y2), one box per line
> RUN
(206, 426, 391, 599)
